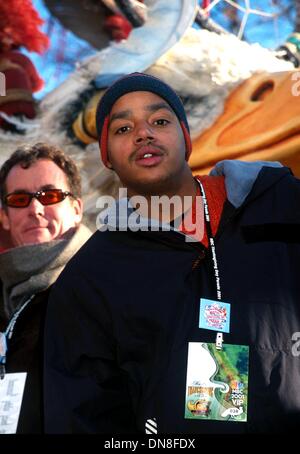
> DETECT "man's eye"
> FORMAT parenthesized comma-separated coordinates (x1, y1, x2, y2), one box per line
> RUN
(15, 195, 27, 203)
(154, 119, 169, 126)
(116, 126, 130, 134)
(43, 192, 56, 201)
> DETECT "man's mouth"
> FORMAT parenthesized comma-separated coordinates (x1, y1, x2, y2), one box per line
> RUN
(142, 153, 155, 158)
(24, 225, 47, 233)
(135, 146, 164, 167)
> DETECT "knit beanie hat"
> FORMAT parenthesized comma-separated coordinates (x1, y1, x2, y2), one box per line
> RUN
(96, 72, 192, 167)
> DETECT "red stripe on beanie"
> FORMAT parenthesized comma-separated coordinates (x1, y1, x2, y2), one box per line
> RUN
(100, 115, 110, 166)
(181, 121, 192, 160)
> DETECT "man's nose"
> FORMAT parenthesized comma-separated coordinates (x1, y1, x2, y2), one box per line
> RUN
(134, 121, 154, 144)
(27, 197, 45, 215)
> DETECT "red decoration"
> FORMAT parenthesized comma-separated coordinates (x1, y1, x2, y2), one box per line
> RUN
(104, 14, 133, 42)
(0, 1, 49, 130)
(1, 50, 43, 92)
(0, 0, 49, 53)
(0, 50, 44, 129)
(202, 0, 210, 16)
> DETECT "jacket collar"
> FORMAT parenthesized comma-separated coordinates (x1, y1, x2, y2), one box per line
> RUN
(210, 160, 285, 208)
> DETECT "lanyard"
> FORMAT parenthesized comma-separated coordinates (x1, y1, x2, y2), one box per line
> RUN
(0, 294, 35, 379)
(197, 180, 224, 349)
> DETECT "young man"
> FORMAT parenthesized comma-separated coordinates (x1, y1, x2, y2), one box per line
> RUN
(0, 143, 91, 433)
(44, 73, 300, 433)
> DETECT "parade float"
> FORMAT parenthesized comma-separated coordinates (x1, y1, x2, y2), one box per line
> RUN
(0, 0, 299, 232)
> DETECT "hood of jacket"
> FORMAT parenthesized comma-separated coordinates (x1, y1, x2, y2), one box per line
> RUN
(209, 159, 283, 208)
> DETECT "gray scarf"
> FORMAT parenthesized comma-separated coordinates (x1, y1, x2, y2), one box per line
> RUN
(0, 224, 92, 319)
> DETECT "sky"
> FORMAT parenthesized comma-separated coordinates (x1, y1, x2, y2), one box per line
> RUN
(26, 0, 295, 99)
(204, 0, 295, 47)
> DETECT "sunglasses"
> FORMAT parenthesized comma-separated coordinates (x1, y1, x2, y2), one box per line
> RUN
(4, 189, 75, 208)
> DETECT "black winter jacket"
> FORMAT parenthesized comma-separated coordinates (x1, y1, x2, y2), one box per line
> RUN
(44, 166, 300, 433)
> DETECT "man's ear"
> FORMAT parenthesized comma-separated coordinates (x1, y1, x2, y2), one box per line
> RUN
(1, 208, 10, 231)
(72, 198, 83, 225)
(106, 159, 114, 170)
(106, 148, 114, 170)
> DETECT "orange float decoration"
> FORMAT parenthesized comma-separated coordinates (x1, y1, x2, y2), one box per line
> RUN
(189, 70, 300, 176)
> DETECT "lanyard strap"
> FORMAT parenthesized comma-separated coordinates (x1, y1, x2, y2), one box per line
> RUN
(198, 180, 224, 350)
(0, 294, 35, 379)
(5, 294, 35, 339)
(198, 180, 222, 301)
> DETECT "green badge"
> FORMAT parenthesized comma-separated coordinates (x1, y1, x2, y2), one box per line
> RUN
(185, 342, 249, 422)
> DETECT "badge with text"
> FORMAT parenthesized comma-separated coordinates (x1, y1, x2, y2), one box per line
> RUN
(0, 372, 27, 434)
(0, 332, 6, 360)
(199, 298, 231, 333)
(185, 342, 249, 423)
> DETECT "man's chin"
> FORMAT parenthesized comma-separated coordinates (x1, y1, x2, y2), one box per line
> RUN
(125, 172, 176, 196)
(20, 230, 52, 246)
(19, 226, 76, 246)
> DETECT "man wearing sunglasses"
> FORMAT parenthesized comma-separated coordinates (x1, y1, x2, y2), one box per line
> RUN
(0, 142, 91, 433)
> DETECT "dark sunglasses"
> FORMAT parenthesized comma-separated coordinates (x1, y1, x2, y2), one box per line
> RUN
(4, 189, 75, 208)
